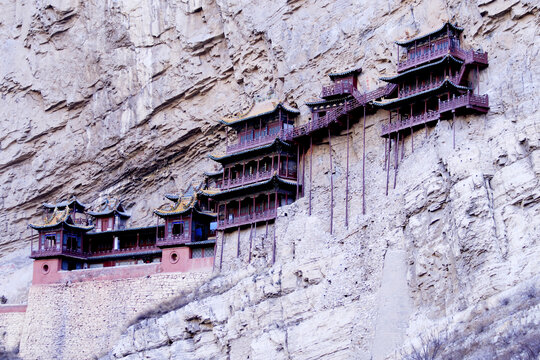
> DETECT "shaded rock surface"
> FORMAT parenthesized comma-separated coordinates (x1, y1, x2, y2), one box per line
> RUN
(0, 0, 539, 358)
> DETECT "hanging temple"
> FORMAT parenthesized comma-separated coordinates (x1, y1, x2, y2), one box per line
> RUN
(28, 23, 489, 283)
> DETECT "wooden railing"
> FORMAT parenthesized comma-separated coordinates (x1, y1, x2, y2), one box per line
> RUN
(218, 169, 297, 190)
(217, 209, 277, 230)
(398, 75, 460, 98)
(31, 244, 159, 258)
(91, 245, 158, 257)
(226, 131, 282, 154)
(397, 38, 488, 72)
(381, 111, 440, 136)
(381, 92, 489, 136)
(321, 82, 354, 98)
(31, 246, 90, 258)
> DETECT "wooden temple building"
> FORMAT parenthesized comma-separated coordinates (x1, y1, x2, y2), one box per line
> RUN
(28, 22, 491, 278)
(29, 193, 216, 283)
(199, 99, 301, 264)
(375, 22, 489, 193)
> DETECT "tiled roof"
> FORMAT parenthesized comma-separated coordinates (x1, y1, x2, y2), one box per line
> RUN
(372, 78, 471, 109)
(220, 99, 299, 126)
(197, 174, 298, 199)
(328, 67, 362, 79)
(43, 198, 87, 210)
(396, 22, 464, 47)
(380, 55, 464, 82)
(29, 207, 94, 231)
(87, 198, 130, 218)
(208, 138, 291, 162)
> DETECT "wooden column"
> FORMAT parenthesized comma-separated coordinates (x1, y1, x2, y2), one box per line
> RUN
(328, 128, 333, 234)
(309, 135, 313, 216)
(362, 106, 366, 215)
(219, 231, 225, 270)
(345, 115, 350, 228)
(248, 224, 253, 263)
(453, 111, 456, 149)
(386, 135, 392, 196)
(296, 146, 300, 199)
(394, 132, 399, 189)
(237, 226, 241, 257)
(302, 144, 306, 197)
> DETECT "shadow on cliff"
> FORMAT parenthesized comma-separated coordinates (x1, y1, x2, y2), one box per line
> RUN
(0, 351, 20, 360)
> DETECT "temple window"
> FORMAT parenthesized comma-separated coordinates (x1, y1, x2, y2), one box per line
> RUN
(46, 235, 56, 248)
(172, 222, 184, 236)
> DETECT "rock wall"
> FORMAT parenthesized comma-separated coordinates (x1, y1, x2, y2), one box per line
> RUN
(0, 308, 26, 354)
(0, 0, 539, 359)
(18, 270, 211, 360)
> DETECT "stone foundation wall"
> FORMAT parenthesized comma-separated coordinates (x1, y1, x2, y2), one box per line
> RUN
(0, 306, 26, 353)
(18, 270, 212, 360)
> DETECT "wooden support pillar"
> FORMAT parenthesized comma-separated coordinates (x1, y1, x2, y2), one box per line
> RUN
(136, 232, 139, 249)
(236, 226, 241, 257)
(272, 223, 277, 264)
(362, 106, 366, 215)
(296, 146, 299, 199)
(328, 128, 333, 234)
(345, 115, 350, 228)
(453, 111, 456, 149)
(219, 231, 225, 270)
(248, 224, 253, 263)
(309, 135, 313, 216)
(271, 155, 274, 173)
(265, 220, 269, 249)
(401, 130, 405, 160)
(386, 135, 392, 196)
(394, 132, 399, 189)
(285, 154, 289, 177)
(302, 144, 306, 197)
(411, 127, 414, 152)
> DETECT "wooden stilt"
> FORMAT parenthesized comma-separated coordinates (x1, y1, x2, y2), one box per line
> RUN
(265, 220, 268, 248)
(219, 231, 225, 270)
(248, 224, 253, 263)
(384, 137, 388, 171)
(296, 145, 300, 199)
(212, 231, 218, 272)
(309, 135, 313, 216)
(386, 135, 391, 196)
(401, 132, 405, 160)
(272, 223, 277, 264)
(345, 115, 350, 228)
(453, 111, 456, 149)
(394, 132, 399, 189)
(302, 144, 306, 197)
(362, 106, 366, 215)
(236, 226, 241, 257)
(411, 127, 414, 152)
(328, 128, 333, 234)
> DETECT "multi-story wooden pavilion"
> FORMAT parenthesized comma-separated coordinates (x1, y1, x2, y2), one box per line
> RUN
(374, 22, 489, 193)
(202, 99, 301, 233)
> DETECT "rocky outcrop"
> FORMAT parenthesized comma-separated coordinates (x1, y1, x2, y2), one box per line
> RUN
(1, 0, 539, 358)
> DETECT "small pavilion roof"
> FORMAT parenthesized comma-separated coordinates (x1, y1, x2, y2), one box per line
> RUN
(373, 78, 471, 109)
(305, 96, 352, 108)
(29, 207, 94, 231)
(154, 191, 216, 218)
(208, 138, 292, 163)
(220, 99, 299, 128)
(380, 55, 464, 82)
(203, 170, 224, 177)
(396, 22, 463, 47)
(43, 197, 87, 211)
(87, 199, 130, 218)
(328, 67, 362, 80)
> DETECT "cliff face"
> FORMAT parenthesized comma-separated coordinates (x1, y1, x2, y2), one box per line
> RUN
(1, 0, 539, 358)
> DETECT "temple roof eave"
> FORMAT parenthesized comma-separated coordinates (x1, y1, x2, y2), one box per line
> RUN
(328, 67, 362, 80)
(395, 22, 464, 47)
(373, 79, 471, 109)
(197, 175, 298, 200)
(380, 55, 464, 83)
(208, 138, 292, 163)
(220, 102, 300, 128)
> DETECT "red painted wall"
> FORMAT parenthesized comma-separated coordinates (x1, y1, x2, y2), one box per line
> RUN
(32, 259, 62, 285)
(160, 247, 214, 273)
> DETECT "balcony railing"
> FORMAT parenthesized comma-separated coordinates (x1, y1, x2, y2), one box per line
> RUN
(90, 245, 159, 257)
(218, 169, 297, 190)
(439, 92, 489, 113)
(31, 244, 160, 259)
(381, 92, 489, 136)
(156, 233, 191, 247)
(31, 245, 90, 259)
(226, 131, 283, 154)
(398, 75, 460, 98)
(321, 82, 354, 98)
(217, 209, 277, 230)
(381, 111, 440, 136)
(397, 37, 488, 72)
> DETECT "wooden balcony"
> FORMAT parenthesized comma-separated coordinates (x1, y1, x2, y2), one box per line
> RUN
(156, 234, 191, 247)
(90, 245, 159, 258)
(217, 209, 277, 230)
(381, 111, 440, 136)
(398, 76, 460, 98)
(397, 38, 488, 72)
(218, 169, 297, 190)
(381, 92, 489, 137)
(31, 245, 90, 259)
(321, 82, 354, 98)
(226, 132, 282, 154)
